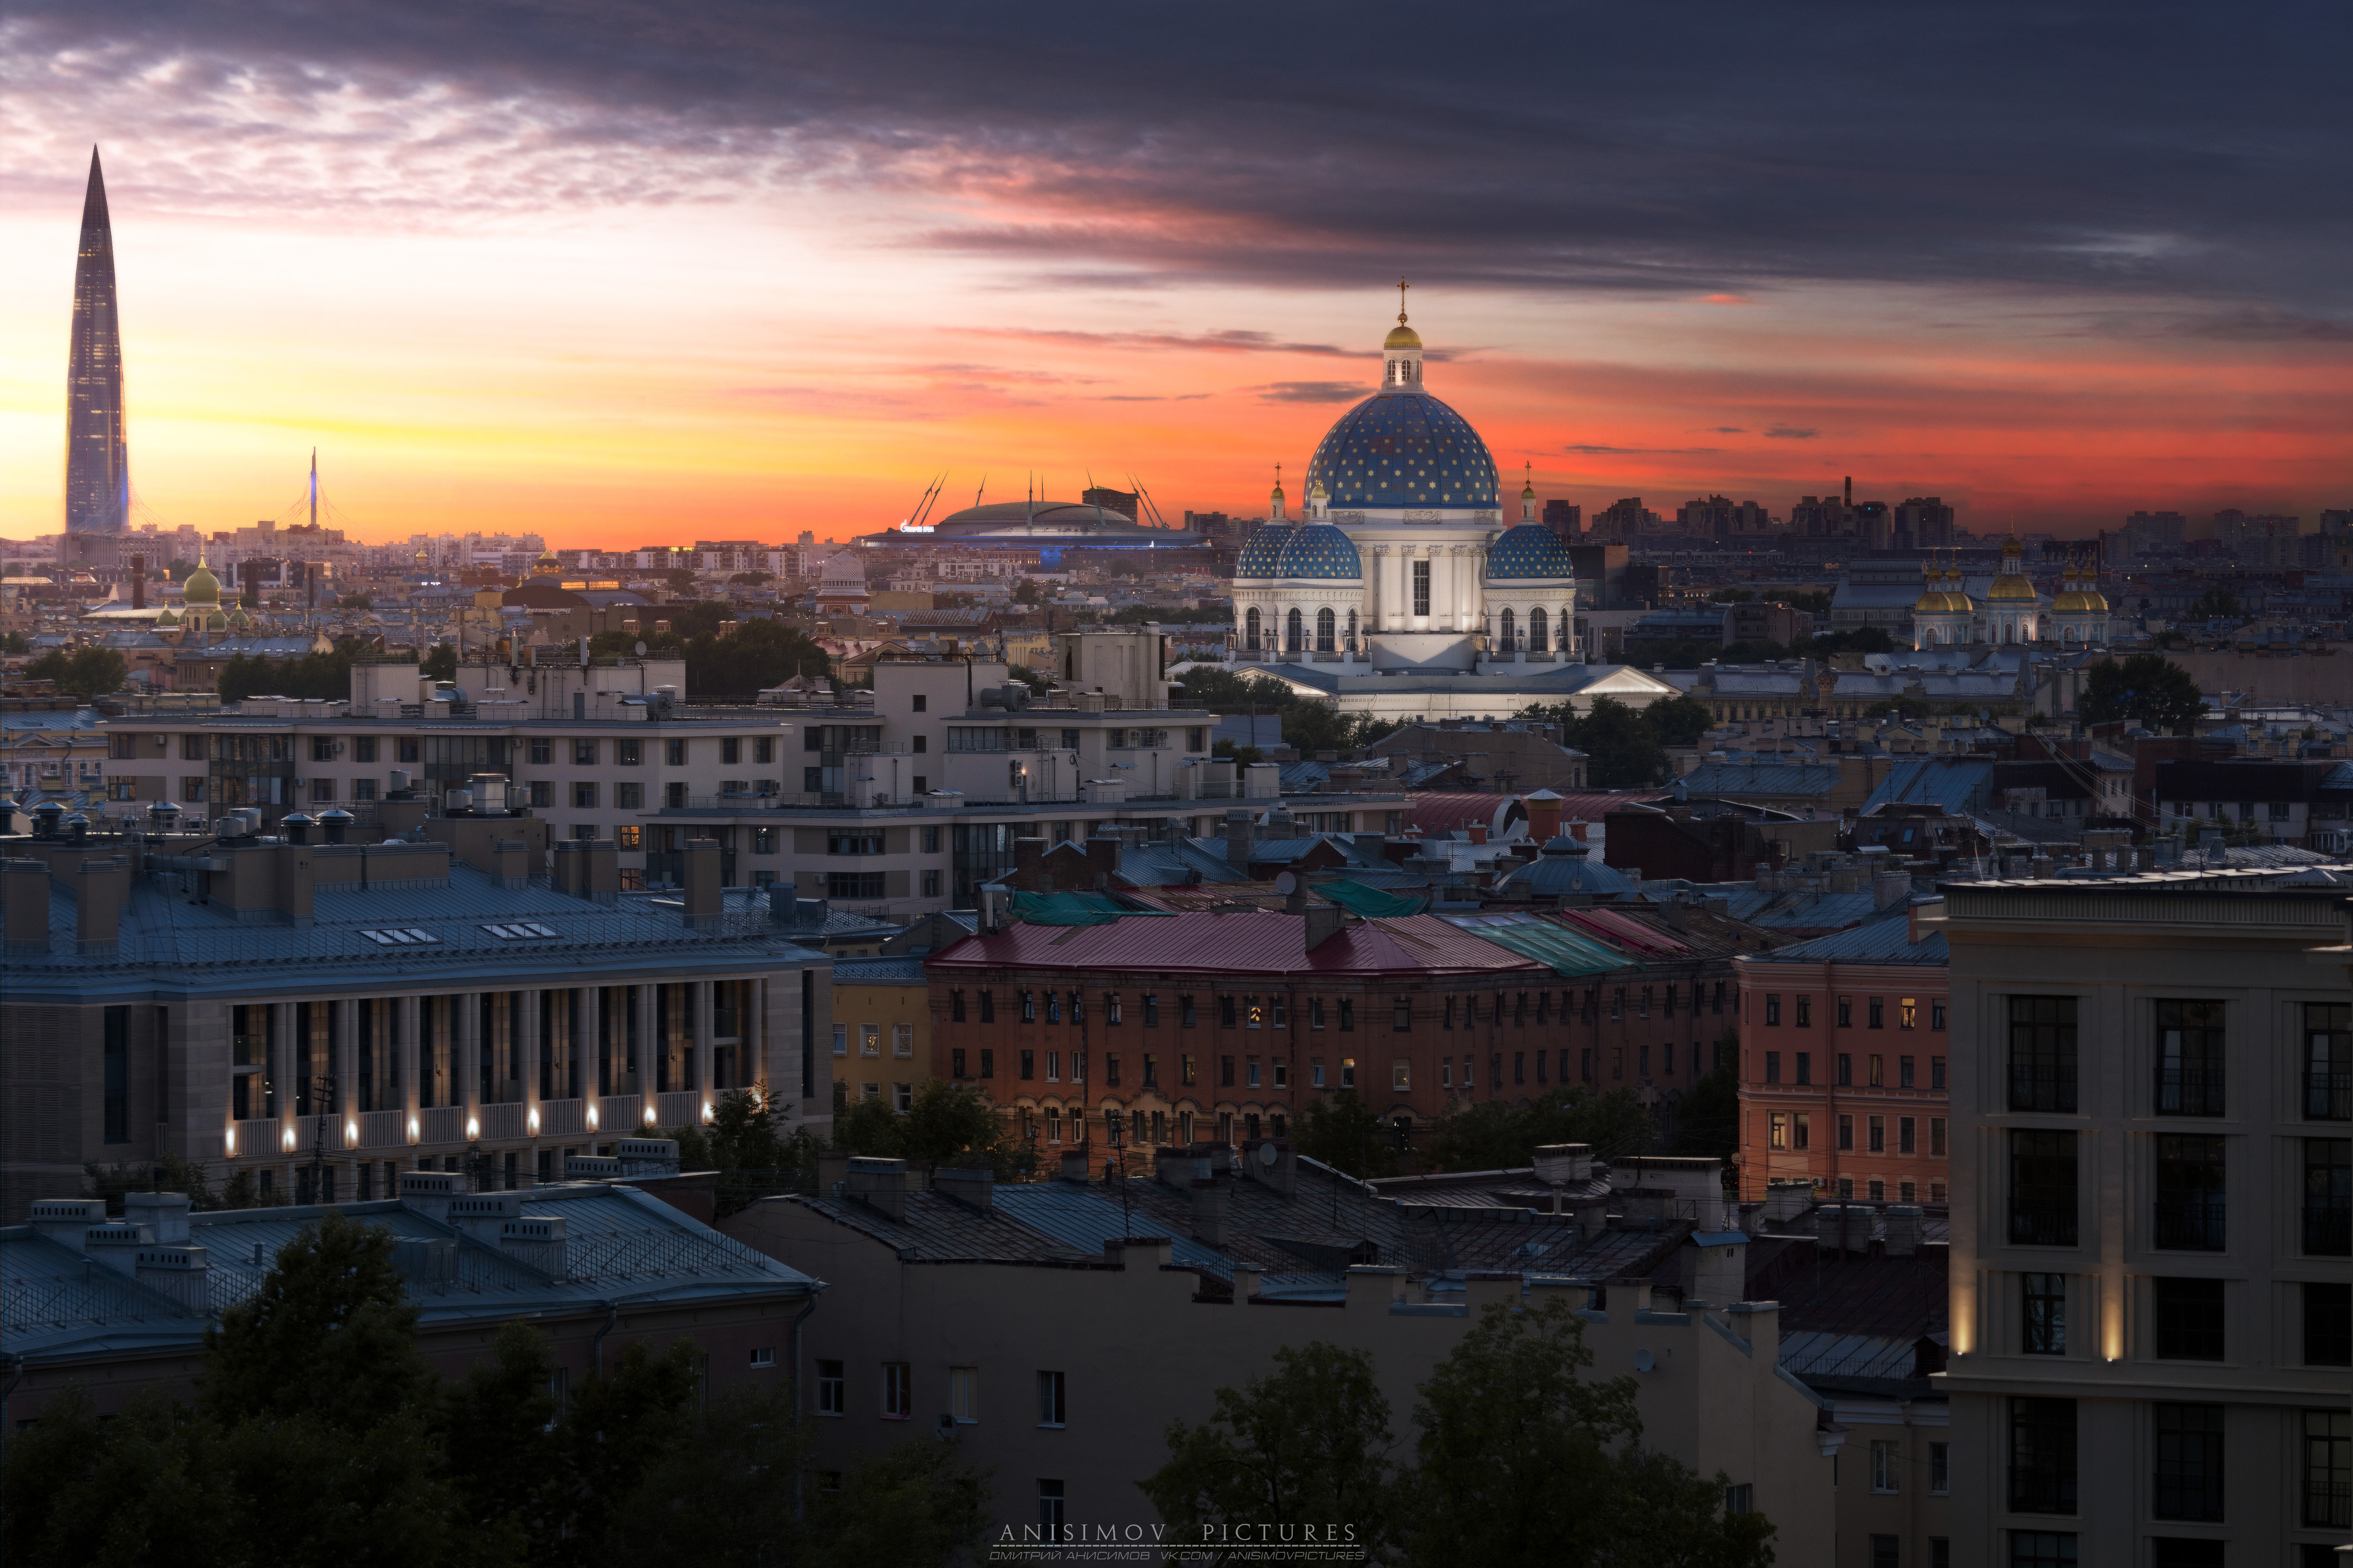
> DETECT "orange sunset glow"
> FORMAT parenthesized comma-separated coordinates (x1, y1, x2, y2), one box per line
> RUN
(4, 5, 2346, 547)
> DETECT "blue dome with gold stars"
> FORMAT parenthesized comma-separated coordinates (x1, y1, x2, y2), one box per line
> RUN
(1272, 522, 1362, 580)
(1304, 391, 1500, 511)
(1484, 523, 1577, 580)
(1234, 522, 1294, 579)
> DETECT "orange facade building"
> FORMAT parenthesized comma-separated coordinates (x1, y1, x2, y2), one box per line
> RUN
(1731, 907, 1951, 1203)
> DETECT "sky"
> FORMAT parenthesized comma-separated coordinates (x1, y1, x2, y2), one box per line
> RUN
(3, 1, 2348, 549)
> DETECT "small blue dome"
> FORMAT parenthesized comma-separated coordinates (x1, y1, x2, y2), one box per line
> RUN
(1484, 524, 1577, 581)
(1272, 522, 1362, 580)
(1499, 836, 1633, 898)
(1234, 522, 1294, 579)
(1304, 391, 1499, 511)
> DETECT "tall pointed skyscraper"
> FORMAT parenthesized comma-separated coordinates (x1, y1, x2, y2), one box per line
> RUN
(65, 147, 130, 544)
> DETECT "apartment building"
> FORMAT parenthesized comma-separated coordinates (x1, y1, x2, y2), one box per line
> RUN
(97, 626, 1406, 921)
(832, 956, 928, 1111)
(0, 812, 831, 1222)
(1930, 872, 2352, 1568)
(1735, 911, 1953, 1204)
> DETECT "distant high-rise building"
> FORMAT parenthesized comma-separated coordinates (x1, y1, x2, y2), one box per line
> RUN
(1789, 493, 1854, 539)
(65, 147, 129, 546)
(1080, 486, 1140, 520)
(2122, 510, 2185, 555)
(1895, 497, 1956, 550)
(1542, 499, 1581, 540)
(1593, 497, 1657, 542)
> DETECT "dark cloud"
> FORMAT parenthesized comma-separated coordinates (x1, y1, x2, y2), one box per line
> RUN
(1763, 425, 1819, 440)
(1254, 381, 1361, 403)
(976, 328, 1353, 357)
(2175, 307, 2353, 342)
(6, 0, 2345, 314)
(1709, 426, 1747, 434)
(1561, 444, 1722, 456)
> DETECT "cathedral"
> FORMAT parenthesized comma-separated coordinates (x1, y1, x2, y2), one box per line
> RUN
(1909, 538, 2111, 651)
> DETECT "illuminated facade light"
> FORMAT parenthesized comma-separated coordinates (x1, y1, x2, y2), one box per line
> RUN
(406, 1117, 420, 1144)
(586, 1104, 600, 1129)
(465, 1116, 481, 1139)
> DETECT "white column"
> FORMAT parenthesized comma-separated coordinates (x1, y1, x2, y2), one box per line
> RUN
(574, 986, 596, 1106)
(523, 987, 543, 1133)
(693, 979, 715, 1119)
(399, 995, 421, 1134)
(635, 983, 658, 1124)
(272, 1000, 298, 1159)
(460, 991, 482, 1134)
(1458, 547, 1478, 631)
(335, 998, 358, 1164)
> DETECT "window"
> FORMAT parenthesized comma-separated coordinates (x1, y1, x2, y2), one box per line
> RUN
(2309, 1002, 2351, 1119)
(1723, 1483, 1751, 1516)
(2006, 1532, 2076, 1568)
(1900, 1055, 1915, 1088)
(616, 825, 643, 850)
(832, 1024, 849, 1057)
(2009, 1130, 2077, 1246)
(980, 990, 995, 1023)
(2023, 1273, 2067, 1354)
(1412, 559, 1430, 617)
(748, 1346, 774, 1369)
(1900, 997, 1917, 1030)
(1793, 1114, 1809, 1150)
(1864, 1438, 1901, 1495)
(1931, 1054, 1946, 1090)
(1020, 1049, 1035, 1081)
(1837, 1114, 1853, 1151)
(528, 780, 552, 808)
(882, 1362, 912, 1418)
(2152, 1403, 2225, 1522)
(1929, 1441, 1948, 1495)
(1343, 1057, 1357, 1089)
(1180, 995, 1196, 1028)
(1393, 999, 1411, 1032)
(2009, 995, 2078, 1112)
(1795, 1052, 1811, 1085)
(1037, 1370, 1066, 1427)
(860, 1024, 881, 1057)
(1143, 994, 1159, 1026)
(826, 872, 883, 899)
(2153, 1276, 2225, 1360)
(980, 1049, 994, 1079)
(1899, 1116, 1916, 1154)
(573, 782, 598, 809)
(353, 736, 378, 763)
(2309, 1137, 2352, 1255)
(1769, 1112, 1789, 1151)
(950, 1366, 977, 1424)
(2154, 1000, 2227, 1116)
(1796, 995, 1811, 1028)
(2009, 1397, 2077, 1513)
(1868, 1114, 1885, 1153)
(1765, 994, 1781, 1026)
(2305, 1409, 2351, 1529)
(1218, 996, 1236, 1028)
(2307, 1281, 2352, 1366)
(665, 739, 686, 766)
(310, 778, 335, 802)
(1930, 1117, 1946, 1156)
(1039, 1479, 1066, 1535)
(1870, 1053, 1884, 1087)
(2154, 1134, 2227, 1249)
(1339, 999, 1355, 1032)
(616, 739, 641, 766)
(1181, 1055, 1195, 1087)
(893, 1024, 913, 1059)
(1765, 1051, 1780, 1085)
(1869, 997, 1884, 1029)
(817, 1359, 845, 1415)
(950, 1048, 966, 1079)
(573, 739, 597, 765)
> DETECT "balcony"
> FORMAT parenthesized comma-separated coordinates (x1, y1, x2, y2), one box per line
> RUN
(2008, 1196, 2077, 1247)
(2155, 1065, 2227, 1117)
(2306, 1202, 2352, 1257)
(2008, 1468, 2077, 1516)
(2309, 1069, 2351, 1121)
(2153, 1198, 2227, 1251)
(2007, 1063, 2078, 1114)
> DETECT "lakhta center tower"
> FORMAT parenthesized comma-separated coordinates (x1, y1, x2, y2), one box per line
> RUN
(65, 147, 130, 556)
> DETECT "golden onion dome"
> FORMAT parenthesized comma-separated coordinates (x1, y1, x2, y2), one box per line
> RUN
(182, 561, 221, 606)
(1985, 537, 2037, 601)
(1385, 321, 1423, 350)
(154, 607, 180, 627)
(225, 603, 252, 627)
(205, 609, 228, 631)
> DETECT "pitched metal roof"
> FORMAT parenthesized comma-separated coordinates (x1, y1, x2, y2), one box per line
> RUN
(1738, 918, 1948, 965)
(1437, 912, 1640, 978)
(1680, 761, 1843, 798)
(831, 956, 928, 985)
(1859, 757, 1993, 815)
(928, 911, 1546, 979)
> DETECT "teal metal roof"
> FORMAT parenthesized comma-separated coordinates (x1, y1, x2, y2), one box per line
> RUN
(1009, 890, 1174, 926)
(1439, 913, 1640, 978)
(1314, 878, 1426, 918)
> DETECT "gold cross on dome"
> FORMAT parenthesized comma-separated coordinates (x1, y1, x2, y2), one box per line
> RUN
(1397, 277, 1410, 322)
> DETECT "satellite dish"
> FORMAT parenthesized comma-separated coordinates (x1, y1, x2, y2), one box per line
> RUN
(1634, 1349, 1656, 1372)
(1257, 1143, 1279, 1168)
(633, 641, 647, 657)
(1275, 871, 1298, 895)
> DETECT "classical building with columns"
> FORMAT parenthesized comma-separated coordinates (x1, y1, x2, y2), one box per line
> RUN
(1209, 297, 1679, 721)
(0, 819, 831, 1221)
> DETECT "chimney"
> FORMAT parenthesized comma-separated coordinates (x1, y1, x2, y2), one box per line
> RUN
(1815, 1203, 1860, 1259)
(682, 838, 721, 924)
(3, 860, 50, 951)
(817, 1149, 851, 1196)
(1240, 1139, 1297, 1198)
(1524, 790, 1564, 842)
(85, 1223, 149, 1275)
(398, 1169, 463, 1223)
(1191, 1178, 1230, 1247)
(1012, 835, 1047, 891)
(584, 839, 620, 904)
(493, 839, 529, 890)
(1532, 1143, 1593, 1190)
(130, 554, 146, 610)
(499, 1215, 568, 1276)
(445, 1192, 523, 1242)
(934, 1166, 994, 1213)
(123, 1190, 193, 1243)
(134, 1242, 209, 1313)
(28, 1198, 108, 1241)
(1883, 1203, 1923, 1257)
(393, 1236, 458, 1288)
(1303, 892, 1345, 951)
(551, 840, 582, 897)
(1677, 1233, 1746, 1309)
(1060, 1149, 1093, 1184)
(1086, 833, 1119, 891)
(1224, 809, 1253, 868)
(1873, 871, 1911, 911)
(76, 857, 128, 950)
(846, 1155, 908, 1220)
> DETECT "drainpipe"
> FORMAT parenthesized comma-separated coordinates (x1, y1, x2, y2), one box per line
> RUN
(790, 1286, 824, 1520)
(590, 1301, 619, 1376)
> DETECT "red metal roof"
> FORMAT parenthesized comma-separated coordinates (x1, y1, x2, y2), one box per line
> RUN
(1552, 907, 1692, 956)
(926, 911, 1546, 979)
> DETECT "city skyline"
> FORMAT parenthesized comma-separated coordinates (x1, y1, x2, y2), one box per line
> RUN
(3, 3, 2346, 548)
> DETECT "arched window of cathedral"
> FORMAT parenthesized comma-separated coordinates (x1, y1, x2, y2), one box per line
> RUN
(1499, 608, 1517, 652)
(1286, 608, 1304, 652)
(1528, 608, 1547, 652)
(1245, 608, 1261, 650)
(1316, 607, 1336, 653)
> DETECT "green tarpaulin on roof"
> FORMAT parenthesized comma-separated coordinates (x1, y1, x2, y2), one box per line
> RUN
(1314, 878, 1427, 919)
(1010, 891, 1173, 926)
(1443, 916, 1641, 979)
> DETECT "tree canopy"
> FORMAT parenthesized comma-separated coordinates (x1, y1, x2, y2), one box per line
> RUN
(2079, 653, 2203, 733)
(1423, 1085, 1657, 1171)
(829, 1080, 1037, 1180)
(1293, 1089, 1402, 1179)
(23, 645, 127, 698)
(1513, 696, 1685, 788)
(1175, 667, 1402, 757)
(218, 638, 368, 702)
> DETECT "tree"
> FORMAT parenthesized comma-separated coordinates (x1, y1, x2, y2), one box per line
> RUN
(1423, 1087, 1656, 1173)
(812, 1434, 994, 1567)
(24, 645, 127, 698)
(339, 591, 374, 609)
(1012, 579, 1043, 607)
(1642, 695, 1714, 750)
(680, 618, 831, 698)
(200, 1210, 434, 1432)
(1293, 1090, 1400, 1179)
(1567, 697, 1669, 788)
(2188, 587, 2241, 620)
(1673, 1040, 1741, 1160)
(831, 1094, 908, 1159)
(665, 568, 699, 593)
(420, 641, 458, 680)
(539, 1339, 703, 1563)
(1, 630, 28, 654)
(219, 641, 361, 702)
(668, 1087, 824, 1214)
(1140, 1344, 1401, 1562)
(1706, 589, 1755, 604)
(1407, 1297, 1773, 1567)
(434, 1323, 555, 1554)
(727, 570, 772, 585)
(900, 1079, 1032, 1178)
(2079, 653, 2203, 733)
(84, 1152, 227, 1212)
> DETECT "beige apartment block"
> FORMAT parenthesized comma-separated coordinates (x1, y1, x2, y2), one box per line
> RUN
(1928, 873, 2352, 1568)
